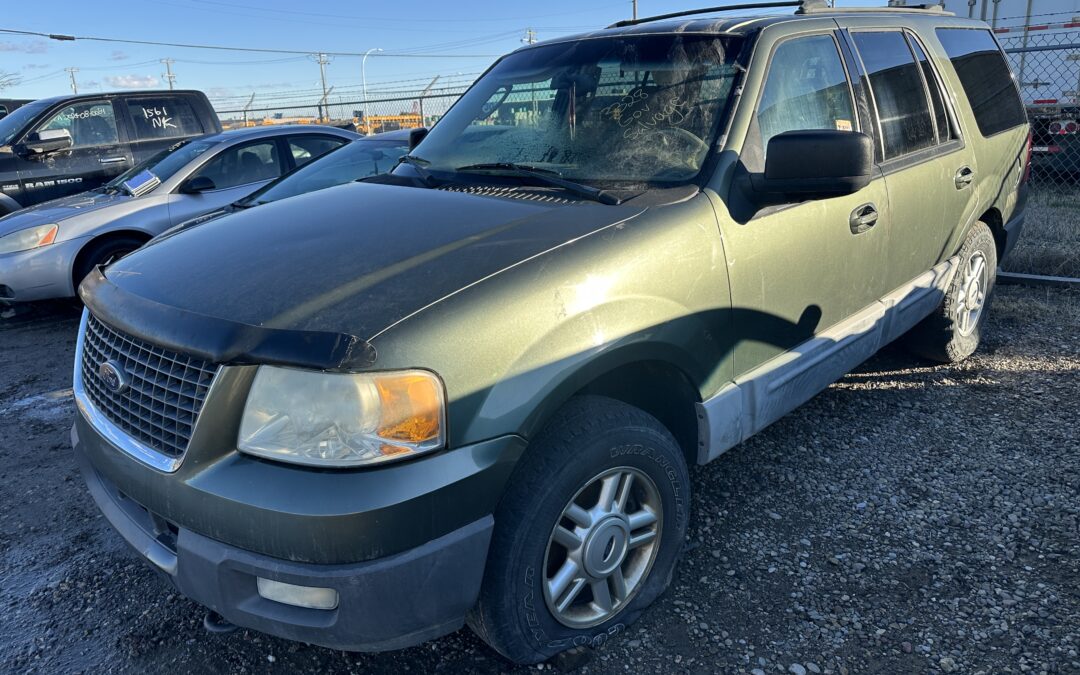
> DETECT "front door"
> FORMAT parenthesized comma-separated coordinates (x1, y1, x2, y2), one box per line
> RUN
(167, 138, 287, 226)
(845, 27, 979, 292)
(716, 30, 893, 377)
(15, 99, 132, 205)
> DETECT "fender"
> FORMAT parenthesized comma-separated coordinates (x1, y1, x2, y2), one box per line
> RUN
(0, 192, 22, 217)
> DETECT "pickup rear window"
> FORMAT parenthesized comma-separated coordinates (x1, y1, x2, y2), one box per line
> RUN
(936, 28, 1026, 137)
(127, 97, 205, 140)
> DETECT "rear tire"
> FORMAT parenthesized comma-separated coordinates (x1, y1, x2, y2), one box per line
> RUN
(72, 236, 145, 293)
(905, 221, 997, 363)
(467, 396, 690, 664)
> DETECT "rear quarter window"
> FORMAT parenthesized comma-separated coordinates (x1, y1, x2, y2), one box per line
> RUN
(127, 97, 205, 140)
(935, 28, 1027, 137)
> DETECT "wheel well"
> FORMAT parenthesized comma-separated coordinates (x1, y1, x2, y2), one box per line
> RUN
(978, 208, 1006, 261)
(71, 230, 151, 291)
(575, 360, 702, 467)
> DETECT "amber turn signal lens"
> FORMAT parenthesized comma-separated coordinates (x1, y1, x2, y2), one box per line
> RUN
(375, 373, 443, 443)
(37, 225, 59, 247)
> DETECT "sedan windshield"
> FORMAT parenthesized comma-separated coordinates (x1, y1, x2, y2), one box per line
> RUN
(241, 138, 409, 206)
(105, 139, 218, 190)
(410, 33, 743, 187)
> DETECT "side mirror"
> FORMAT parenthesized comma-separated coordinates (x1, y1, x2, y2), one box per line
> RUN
(179, 175, 216, 194)
(408, 127, 429, 150)
(748, 130, 874, 204)
(20, 129, 73, 156)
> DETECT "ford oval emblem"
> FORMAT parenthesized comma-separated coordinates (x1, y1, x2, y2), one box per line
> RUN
(98, 360, 129, 395)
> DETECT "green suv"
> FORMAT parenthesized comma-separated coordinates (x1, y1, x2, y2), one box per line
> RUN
(72, 1, 1029, 664)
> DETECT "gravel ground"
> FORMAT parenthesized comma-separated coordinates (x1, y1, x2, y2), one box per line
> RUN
(1, 285, 1078, 675)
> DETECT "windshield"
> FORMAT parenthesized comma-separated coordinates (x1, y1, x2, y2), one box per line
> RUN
(410, 33, 743, 187)
(0, 99, 52, 146)
(242, 138, 409, 205)
(105, 139, 217, 189)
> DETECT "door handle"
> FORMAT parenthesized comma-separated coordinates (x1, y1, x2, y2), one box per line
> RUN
(954, 166, 975, 189)
(98, 157, 126, 165)
(849, 203, 878, 235)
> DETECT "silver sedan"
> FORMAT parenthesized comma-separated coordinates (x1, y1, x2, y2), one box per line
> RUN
(0, 124, 357, 302)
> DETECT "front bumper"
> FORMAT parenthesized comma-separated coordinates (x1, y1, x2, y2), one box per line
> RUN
(74, 422, 501, 652)
(0, 236, 88, 302)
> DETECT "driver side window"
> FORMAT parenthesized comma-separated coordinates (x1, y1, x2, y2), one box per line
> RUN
(757, 34, 856, 152)
(37, 101, 119, 148)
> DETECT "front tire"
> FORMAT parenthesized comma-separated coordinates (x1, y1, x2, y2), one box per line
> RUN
(905, 222, 997, 363)
(468, 396, 690, 664)
(72, 236, 145, 293)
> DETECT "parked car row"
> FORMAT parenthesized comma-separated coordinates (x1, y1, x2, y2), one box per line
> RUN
(5, 1, 1031, 667)
(0, 94, 411, 303)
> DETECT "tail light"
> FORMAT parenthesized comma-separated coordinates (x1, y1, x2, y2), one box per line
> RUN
(1021, 131, 1033, 185)
(1050, 119, 1076, 134)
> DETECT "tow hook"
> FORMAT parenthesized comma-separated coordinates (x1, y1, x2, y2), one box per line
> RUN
(203, 610, 239, 634)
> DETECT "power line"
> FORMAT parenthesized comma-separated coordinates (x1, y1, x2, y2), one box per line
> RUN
(183, 0, 627, 24)
(0, 27, 501, 58)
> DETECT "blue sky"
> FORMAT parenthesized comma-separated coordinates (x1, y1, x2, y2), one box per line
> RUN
(1, 0, 875, 109)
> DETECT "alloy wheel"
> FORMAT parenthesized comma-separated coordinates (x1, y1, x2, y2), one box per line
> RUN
(955, 250, 989, 336)
(542, 466, 662, 628)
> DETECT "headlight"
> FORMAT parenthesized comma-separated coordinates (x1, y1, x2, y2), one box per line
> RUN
(0, 223, 59, 254)
(238, 366, 446, 467)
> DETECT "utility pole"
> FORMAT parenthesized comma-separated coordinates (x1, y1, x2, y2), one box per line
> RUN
(65, 67, 79, 94)
(522, 28, 537, 45)
(161, 58, 176, 90)
(314, 53, 331, 123)
(417, 75, 439, 126)
(632, 0, 638, 21)
(362, 47, 383, 136)
(242, 92, 256, 127)
(318, 86, 335, 124)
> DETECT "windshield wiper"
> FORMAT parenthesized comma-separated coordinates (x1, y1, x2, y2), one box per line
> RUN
(454, 163, 621, 205)
(395, 154, 435, 187)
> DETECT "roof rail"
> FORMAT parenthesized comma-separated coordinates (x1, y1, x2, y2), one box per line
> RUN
(801, 2, 953, 13)
(607, 1, 952, 28)
(607, 0, 814, 28)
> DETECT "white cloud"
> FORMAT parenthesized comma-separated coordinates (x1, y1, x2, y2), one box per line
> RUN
(0, 40, 48, 54)
(105, 74, 160, 89)
(22, 63, 51, 70)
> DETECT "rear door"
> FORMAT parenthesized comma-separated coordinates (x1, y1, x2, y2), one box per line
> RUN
(14, 99, 132, 204)
(285, 134, 349, 170)
(121, 94, 209, 165)
(166, 137, 287, 226)
(933, 27, 1029, 249)
(844, 25, 978, 292)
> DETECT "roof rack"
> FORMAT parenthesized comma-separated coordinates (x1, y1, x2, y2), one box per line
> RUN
(802, 2, 952, 13)
(608, 1, 809, 28)
(607, 0, 950, 28)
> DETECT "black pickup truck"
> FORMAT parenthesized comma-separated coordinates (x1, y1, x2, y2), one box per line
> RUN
(0, 90, 221, 215)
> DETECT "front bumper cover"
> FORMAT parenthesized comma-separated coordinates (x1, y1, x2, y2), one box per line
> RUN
(74, 424, 495, 652)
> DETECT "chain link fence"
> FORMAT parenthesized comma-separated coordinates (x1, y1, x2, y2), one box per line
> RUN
(1000, 31, 1080, 190)
(214, 88, 468, 135)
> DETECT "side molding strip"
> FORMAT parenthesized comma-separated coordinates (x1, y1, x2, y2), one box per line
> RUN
(695, 256, 959, 464)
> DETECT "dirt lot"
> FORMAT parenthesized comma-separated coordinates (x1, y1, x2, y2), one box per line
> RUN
(1, 284, 1078, 675)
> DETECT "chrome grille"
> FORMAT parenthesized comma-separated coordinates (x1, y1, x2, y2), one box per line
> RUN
(80, 313, 218, 461)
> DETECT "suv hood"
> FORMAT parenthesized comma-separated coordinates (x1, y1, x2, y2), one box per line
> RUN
(104, 181, 646, 340)
(0, 189, 133, 235)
